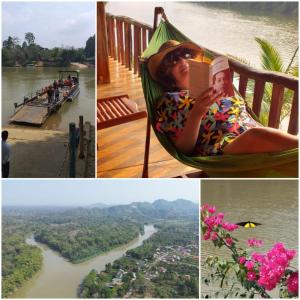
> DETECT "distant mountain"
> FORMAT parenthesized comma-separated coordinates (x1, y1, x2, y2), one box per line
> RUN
(3, 199, 199, 224)
(86, 202, 111, 209)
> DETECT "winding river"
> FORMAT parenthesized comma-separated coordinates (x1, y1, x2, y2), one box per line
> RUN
(12, 225, 157, 298)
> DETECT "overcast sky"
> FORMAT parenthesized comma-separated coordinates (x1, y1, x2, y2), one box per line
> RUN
(2, 2, 95, 48)
(2, 180, 200, 207)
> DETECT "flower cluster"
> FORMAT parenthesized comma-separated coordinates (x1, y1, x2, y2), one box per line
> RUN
(247, 238, 263, 247)
(202, 203, 298, 298)
(252, 243, 297, 291)
(286, 272, 298, 295)
(201, 204, 239, 242)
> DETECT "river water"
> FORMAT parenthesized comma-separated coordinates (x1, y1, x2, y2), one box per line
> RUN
(12, 225, 157, 298)
(201, 180, 298, 297)
(2, 67, 95, 130)
(106, 2, 298, 68)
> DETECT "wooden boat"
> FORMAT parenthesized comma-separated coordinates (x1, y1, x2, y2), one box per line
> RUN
(10, 71, 80, 126)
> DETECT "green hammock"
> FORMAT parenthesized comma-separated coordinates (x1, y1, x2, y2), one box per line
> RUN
(140, 19, 298, 178)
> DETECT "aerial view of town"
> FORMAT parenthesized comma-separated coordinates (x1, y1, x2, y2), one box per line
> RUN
(2, 180, 199, 298)
(80, 221, 199, 298)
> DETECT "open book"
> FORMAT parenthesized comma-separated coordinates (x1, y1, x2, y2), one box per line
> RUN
(188, 56, 234, 99)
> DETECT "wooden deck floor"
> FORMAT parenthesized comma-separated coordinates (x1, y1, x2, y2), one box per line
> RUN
(97, 58, 197, 178)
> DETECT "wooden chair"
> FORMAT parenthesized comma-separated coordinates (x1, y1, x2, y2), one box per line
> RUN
(97, 94, 147, 129)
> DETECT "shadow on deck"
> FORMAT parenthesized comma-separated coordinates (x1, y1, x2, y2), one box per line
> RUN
(97, 58, 197, 178)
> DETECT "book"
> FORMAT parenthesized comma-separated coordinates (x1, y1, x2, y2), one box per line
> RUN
(188, 56, 234, 99)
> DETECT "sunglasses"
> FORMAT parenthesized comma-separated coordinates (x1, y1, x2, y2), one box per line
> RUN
(163, 48, 194, 68)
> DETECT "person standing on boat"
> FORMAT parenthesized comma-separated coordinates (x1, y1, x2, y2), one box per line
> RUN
(2, 131, 11, 178)
(55, 87, 60, 103)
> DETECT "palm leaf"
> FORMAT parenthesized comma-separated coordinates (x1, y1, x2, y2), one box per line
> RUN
(255, 37, 284, 72)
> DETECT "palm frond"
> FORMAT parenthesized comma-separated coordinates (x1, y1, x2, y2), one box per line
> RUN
(255, 37, 284, 72)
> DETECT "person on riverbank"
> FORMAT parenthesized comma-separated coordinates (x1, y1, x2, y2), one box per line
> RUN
(2, 130, 11, 178)
(148, 40, 298, 156)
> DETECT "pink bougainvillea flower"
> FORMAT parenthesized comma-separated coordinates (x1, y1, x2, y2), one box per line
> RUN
(207, 205, 216, 214)
(247, 271, 257, 281)
(203, 228, 211, 240)
(211, 232, 218, 241)
(287, 272, 298, 295)
(222, 221, 239, 232)
(225, 237, 234, 246)
(245, 260, 255, 270)
(239, 256, 246, 264)
(255, 243, 297, 291)
(247, 238, 263, 247)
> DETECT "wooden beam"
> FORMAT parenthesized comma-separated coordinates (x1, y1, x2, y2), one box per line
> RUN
(97, 2, 110, 84)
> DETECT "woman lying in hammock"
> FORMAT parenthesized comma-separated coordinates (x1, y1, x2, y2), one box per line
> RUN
(148, 40, 298, 156)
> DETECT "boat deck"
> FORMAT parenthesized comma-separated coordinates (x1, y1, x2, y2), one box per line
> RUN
(97, 58, 197, 178)
(10, 105, 49, 125)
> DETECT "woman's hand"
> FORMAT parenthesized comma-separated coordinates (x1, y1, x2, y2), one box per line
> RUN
(192, 87, 224, 118)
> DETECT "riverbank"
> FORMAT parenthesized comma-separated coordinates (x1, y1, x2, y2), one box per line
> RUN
(3, 125, 94, 178)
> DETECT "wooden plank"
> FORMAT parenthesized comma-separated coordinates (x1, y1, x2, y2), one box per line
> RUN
(124, 23, 132, 70)
(288, 90, 298, 135)
(252, 79, 265, 117)
(133, 25, 141, 74)
(97, 2, 110, 84)
(142, 27, 147, 52)
(238, 75, 248, 99)
(268, 83, 285, 128)
(110, 18, 117, 60)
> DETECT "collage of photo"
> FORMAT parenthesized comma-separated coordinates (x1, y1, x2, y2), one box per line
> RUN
(1, 1, 299, 299)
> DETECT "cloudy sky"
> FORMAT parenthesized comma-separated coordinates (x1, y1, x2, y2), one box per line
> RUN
(2, 2, 95, 48)
(2, 179, 200, 206)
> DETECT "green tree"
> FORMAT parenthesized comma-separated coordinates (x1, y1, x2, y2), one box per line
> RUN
(84, 35, 95, 58)
(25, 32, 35, 46)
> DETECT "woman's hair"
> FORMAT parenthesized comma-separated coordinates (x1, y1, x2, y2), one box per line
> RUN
(154, 48, 198, 92)
(156, 64, 179, 92)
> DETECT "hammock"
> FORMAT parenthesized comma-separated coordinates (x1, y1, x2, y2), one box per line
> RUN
(140, 19, 298, 178)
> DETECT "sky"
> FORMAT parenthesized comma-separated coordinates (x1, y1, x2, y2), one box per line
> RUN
(2, 179, 200, 207)
(2, 2, 95, 48)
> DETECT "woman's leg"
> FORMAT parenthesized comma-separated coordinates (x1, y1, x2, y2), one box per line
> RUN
(223, 127, 298, 154)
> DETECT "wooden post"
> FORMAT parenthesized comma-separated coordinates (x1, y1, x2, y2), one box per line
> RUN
(79, 115, 85, 159)
(69, 122, 76, 178)
(97, 2, 110, 84)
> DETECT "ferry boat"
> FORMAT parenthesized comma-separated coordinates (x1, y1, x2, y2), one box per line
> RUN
(10, 71, 80, 126)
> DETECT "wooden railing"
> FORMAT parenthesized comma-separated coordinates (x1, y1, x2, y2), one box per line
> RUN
(105, 12, 298, 135)
(106, 13, 152, 77)
(229, 59, 298, 134)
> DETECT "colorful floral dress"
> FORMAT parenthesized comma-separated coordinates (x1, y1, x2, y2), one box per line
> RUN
(155, 91, 260, 156)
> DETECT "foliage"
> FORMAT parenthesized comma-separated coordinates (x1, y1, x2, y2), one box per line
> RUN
(79, 221, 199, 298)
(2, 32, 94, 67)
(201, 204, 298, 298)
(2, 223, 42, 298)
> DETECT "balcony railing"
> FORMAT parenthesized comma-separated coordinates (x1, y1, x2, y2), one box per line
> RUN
(105, 12, 298, 135)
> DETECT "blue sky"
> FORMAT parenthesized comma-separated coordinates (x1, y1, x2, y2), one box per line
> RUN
(2, 180, 200, 206)
(2, 2, 95, 48)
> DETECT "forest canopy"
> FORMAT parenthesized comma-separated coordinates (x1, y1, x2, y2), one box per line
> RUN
(2, 32, 95, 67)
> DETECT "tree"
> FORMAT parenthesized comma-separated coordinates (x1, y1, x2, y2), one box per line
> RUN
(84, 35, 95, 58)
(25, 32, 35, 46)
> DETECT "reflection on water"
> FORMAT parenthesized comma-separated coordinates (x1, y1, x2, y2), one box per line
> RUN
(2, 67, 95, 130)
(12, 225, 157, 298)
(201, 180, 298, 297)
(107, 2, 298, 68)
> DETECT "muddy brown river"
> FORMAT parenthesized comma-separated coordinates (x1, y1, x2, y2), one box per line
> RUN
(12, 225, 157, 298)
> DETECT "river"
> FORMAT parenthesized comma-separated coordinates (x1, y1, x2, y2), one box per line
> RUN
(201, 180, 298, 297)
(2, 67, 95, 130)
(106, 2, 298, 68)
(12, 225, 157, 298)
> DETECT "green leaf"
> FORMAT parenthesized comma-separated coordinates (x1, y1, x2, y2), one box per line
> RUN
(255, 37, 284, 72)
